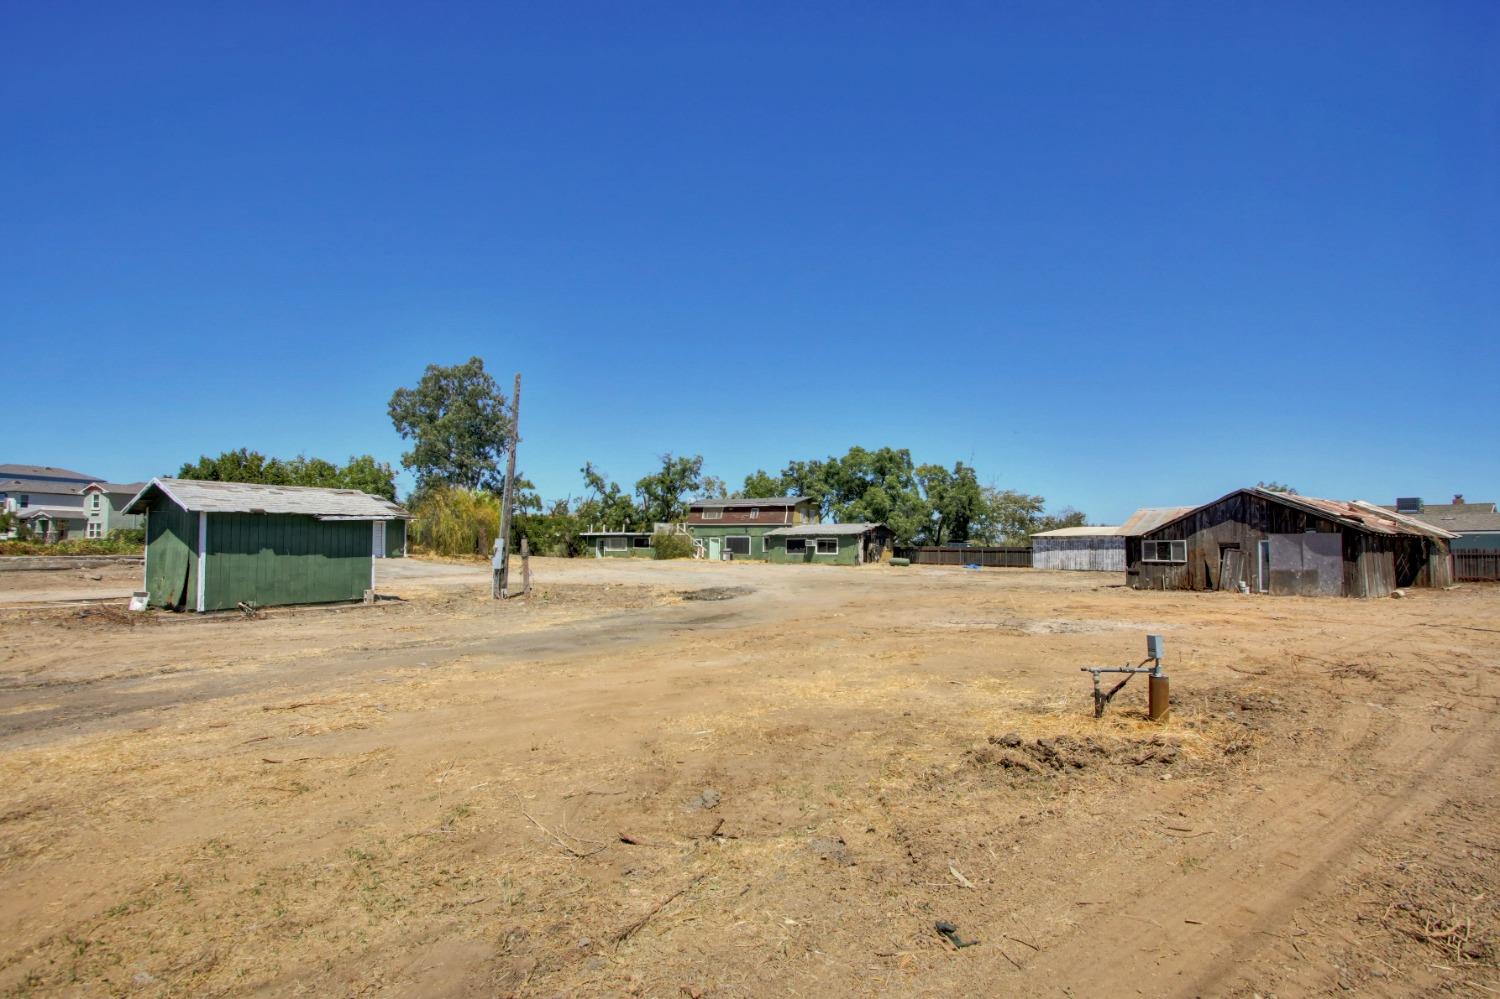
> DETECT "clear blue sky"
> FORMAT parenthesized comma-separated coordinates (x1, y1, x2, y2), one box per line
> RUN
(4, 2, 1496, 521)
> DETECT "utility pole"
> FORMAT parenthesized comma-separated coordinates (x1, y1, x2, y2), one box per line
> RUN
(493, 372, 521, 599)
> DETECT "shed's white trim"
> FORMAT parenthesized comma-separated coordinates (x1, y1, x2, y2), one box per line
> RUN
(196, 512, 207, 613)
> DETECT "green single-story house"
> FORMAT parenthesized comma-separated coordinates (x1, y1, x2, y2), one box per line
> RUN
(125, 478, 411, 612)
(580, 530, 656, 557)
(764, 522, 894, 565)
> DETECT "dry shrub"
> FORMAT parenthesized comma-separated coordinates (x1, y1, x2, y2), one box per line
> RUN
(408, 487, 500, 557)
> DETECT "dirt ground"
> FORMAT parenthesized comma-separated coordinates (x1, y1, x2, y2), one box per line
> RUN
(0, 556, 1496, 998)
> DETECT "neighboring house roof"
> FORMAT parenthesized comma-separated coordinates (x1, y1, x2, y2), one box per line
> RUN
(1380, 502, 1498, 516)
(1145, 488, 1457, 541)
(83, 481, 149, 496)
(16, 506, 85, 521)
(1033, 525, 1124, 538)
(1376, 502, 1500, 535)
(0, 477, 91, 496)
(1119, 506, 1197, 536)
(0, 464, 100, 481)
(124, 478, 411, 520)
(764, 522, 886, 537)
(692, 496, 809, 509)
(578, 531, 654, 537)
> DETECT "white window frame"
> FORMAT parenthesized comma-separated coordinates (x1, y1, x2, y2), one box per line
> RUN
(785, 538, 808, 554)
(815, 538, 839, 555)
(701, 508, 723, 520)
(724, 535, 751, 557)
(1142, 539, 1187, 563)
(631, 535, 651, 549)
(86, 522, 103, 539)
(750, 508, 760, 519)
(604, 536, 628, 551)
(90, 493, 101, 510)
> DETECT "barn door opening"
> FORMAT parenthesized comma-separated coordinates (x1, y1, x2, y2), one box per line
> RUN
(1257, 540, 1271, 593)
(372, 520, 385, 558)
(1217, 545, 1245, 591)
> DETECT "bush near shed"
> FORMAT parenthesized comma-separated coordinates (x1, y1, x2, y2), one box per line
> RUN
(651, 531, 694, 560)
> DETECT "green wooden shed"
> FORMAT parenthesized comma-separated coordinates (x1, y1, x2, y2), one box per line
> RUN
(124, 478, 411, 612)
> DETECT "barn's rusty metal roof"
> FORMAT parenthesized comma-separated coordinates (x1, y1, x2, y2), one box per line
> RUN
(1119, 507, 1196, 536)
(124, 478, 410, 520)
(1142, 489, 1455, 540)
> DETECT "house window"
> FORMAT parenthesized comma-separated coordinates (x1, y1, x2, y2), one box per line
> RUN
(701, 508, 722, 520)
(86, 522, 103, 538)
(815, 538, 839, 555)
(786, 538, 808, 554)
(632, 536, 651, 548)
(90, 493, 101, 510)
(19, 495, 28, 509)
(725, 536, 750, 556)
(750, 508, 760, 519)
(604, 536, 627, 550)
(1142, 540, 1187, 563)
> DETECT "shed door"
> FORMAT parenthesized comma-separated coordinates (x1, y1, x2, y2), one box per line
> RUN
(372, 520, 385, 558)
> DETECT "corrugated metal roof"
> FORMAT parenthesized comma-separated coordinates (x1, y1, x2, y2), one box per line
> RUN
(1144, 489, 1456, 540)
(692, 496, 810, 509)
(1032, 525, 1123, 538)
(764, 522, 884, 537)
(1119, 506, 1196, 536)
(124, 478, 410, 520)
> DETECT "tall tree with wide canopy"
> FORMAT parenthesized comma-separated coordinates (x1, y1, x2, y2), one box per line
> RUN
(634, 453, 705, 526)
(388, 357, 511, 491)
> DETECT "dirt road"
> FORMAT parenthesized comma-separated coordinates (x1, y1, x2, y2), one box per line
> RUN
(0, 557, 1495, 997)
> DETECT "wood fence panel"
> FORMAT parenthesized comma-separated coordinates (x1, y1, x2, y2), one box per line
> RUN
(1453, 550, 1500, 582)
(894, 545, 1033, 568)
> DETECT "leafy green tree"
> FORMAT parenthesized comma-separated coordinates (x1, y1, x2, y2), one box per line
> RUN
(970, 487, 1046, 545)
(739, 469, 784, 498)
(1256, 481, 1297, 495)
(388, 356, 510, 490)
(917, 461, 985, 544)
(697, 475, 729, 500)
(578, 462, 644, 531)
(650, 530, 695, 559)
(178, 449, 396, 499)
(634, 453, 704, 525)
(1034, 507, 1088, 533)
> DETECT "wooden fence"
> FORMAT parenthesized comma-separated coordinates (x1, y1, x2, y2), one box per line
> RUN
(1453, 550, 1500, 582)
(893, 545, 1033, 568)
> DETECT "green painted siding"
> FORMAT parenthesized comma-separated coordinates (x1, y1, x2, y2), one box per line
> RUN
(687, 524, 780, 560)
(144, 501, 198, 609)
(1452, 533, 1500, 551)
(591, 536, 654, 557)
(765, 533, 862, 565)
(203, 513, 372, 610)
(385, 519, 407, 557)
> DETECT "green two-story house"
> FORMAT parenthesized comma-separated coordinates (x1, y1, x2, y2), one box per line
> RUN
(686, 496, 820, 560)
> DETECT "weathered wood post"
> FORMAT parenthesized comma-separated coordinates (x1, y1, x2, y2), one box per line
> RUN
(520, 535, 532, 596)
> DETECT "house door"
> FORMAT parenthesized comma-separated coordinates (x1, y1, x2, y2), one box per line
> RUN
(707, 537, 721, 560)
(1257, 540, 1270, 593)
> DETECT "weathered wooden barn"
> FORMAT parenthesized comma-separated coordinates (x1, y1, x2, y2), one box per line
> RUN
(1126, 488, 1453, 597)
(125, 478, 411, 612)
(1032, 508, 1193, 571)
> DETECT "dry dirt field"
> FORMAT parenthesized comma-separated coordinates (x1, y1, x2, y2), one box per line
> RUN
(0, 556, 1497, 998)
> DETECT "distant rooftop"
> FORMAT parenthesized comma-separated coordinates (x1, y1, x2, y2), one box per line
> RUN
(691, 496, 810, 509)
(0, 464, 100, 482)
